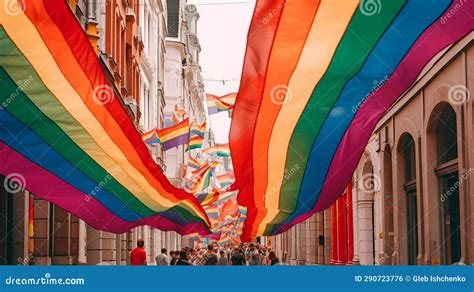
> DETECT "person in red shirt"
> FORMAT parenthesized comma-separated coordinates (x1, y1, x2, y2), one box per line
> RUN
(130, 239, 147, 265)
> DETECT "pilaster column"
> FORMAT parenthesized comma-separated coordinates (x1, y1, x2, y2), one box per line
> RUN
(330, 203, 338, 265)
(346, 184, 354, 264)
(336, 196, 347, 265)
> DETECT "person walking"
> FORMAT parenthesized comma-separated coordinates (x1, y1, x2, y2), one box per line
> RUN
(203, 244, 218, 265)
(175, 250, 192, 265)
(155, 248, 169, 266)
(247, 244, 261, 265)
(268, 251, 280, 265)
(169, 251, 179, 266)
(218, 250, 228, 266)
(231, 247, 245, 265)
(130, 239, 147, 266)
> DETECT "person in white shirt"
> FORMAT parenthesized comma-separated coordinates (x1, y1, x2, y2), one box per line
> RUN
(155, 248, 169, 266)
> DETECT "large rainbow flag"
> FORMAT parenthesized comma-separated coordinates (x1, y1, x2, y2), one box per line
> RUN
(230, 0, 473, 241)
(0, 0, 212, 236)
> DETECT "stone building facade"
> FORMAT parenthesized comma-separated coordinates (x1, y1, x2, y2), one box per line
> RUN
(0, 0, 206, 266)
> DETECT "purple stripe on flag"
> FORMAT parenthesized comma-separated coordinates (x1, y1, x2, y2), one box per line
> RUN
(162, 133, 190, 151)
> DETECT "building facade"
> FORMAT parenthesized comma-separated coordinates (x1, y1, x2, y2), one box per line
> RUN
(351, 33, 473, 266)
(0, 0, 207, 265)
(163, 1, 206, 186)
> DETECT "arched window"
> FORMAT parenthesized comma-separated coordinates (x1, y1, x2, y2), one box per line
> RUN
(431, 104, 460, 264)
(437, 106, 458, 164)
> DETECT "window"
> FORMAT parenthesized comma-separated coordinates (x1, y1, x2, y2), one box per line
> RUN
(399, 134, 418, 265)
(167, 0, 180, 38)
(433, 105, 460, 264)
(436, 106, 458, 164)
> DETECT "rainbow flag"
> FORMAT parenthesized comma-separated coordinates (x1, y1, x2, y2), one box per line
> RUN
(214, 191, 235, 204)
(203, 144, 231, 157)
(207, 93, 236, 115)
(188, 162, 214, 193)
(0, 0, 213, 237)
(157, 118, 190, 151)
(204, 205, 219, 219)
(190, 122, 206, 138)
(188, 122, 206, 150)
(206, 94, 220, 115)
(196, 192, 212, 204)
(215, 93, 237, 111)
(187, 156, 202, 170)
(188, 136, 203, 150)
(163, 112, 175, 127)
(230, 0, 471, 241)
(142, 128, 160, 145)
(217, 233, 231, 244)
(217, 173, 235, 187)
(199, 192, 219, 206)
(172, 104, 186, 124)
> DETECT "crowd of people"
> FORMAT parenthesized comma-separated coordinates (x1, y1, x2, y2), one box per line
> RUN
(130, 239, 286, 266)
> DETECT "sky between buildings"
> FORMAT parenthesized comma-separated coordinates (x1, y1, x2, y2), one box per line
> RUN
(187, 0, 256, 143)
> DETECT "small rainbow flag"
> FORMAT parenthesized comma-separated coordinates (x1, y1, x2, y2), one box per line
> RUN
(215, 93, 237, 111)
(141, 128, 160, 145)
(163, 112, 175, 127)
(187, 156, 201, 170)
(206, 94, 220, 115)
(188, 136, 204, 150)
(207, 93, 237, 115)
(199, 192, 219, 206)
(217, 173, 235, 187)
(214, 191, 235, 204)
(204, 205, 219, 219)
(172, 104, 186, 124)
(190, 122, 206, 138)
(203, 144, 231, 157)
(187, 122, 206, 150)
(188, 163, 214, 193)
(157, 118, 190, 151)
